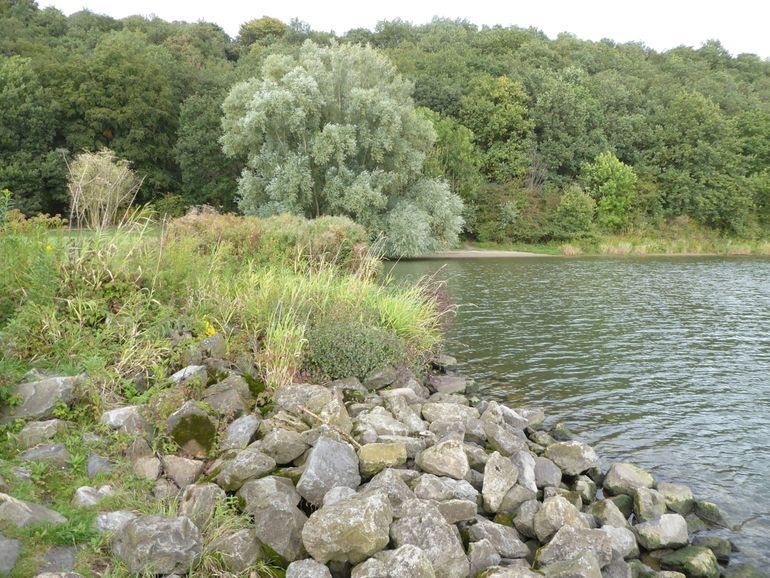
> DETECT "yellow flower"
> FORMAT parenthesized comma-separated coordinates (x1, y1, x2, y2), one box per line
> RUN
(45, 244, 53, 253)
(204, 319, 217, 337)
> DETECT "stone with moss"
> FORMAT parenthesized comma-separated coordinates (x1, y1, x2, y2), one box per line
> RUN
(609, 494, 634, 518)
(634, 514, 689, 550)
(111, 515, 201, 575)
(539, 552, 602, 578)
(358, 443, 408, 477)
(691, 535, 732, 563)
(660, 546, 720, 578)
(206, 528, 265, 573)
(166, 401, 218, 458)
(657, 482, 695, 515)
(0, 375, 81, 424)
(634, 487, 667, 522)
(694, 501, 728, 527)
(215, 448, 276, 491)
(603, 463, 655, 496)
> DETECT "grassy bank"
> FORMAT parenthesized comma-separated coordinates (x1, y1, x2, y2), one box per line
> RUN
(0, 211, 444, 576)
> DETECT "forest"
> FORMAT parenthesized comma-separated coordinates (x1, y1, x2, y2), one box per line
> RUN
(1, 0, 769, 249)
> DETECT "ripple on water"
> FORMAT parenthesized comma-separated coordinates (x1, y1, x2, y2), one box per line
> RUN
(391, 256, 770, 566)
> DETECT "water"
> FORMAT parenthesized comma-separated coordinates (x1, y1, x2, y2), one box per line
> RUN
(390, 256, 770, 566)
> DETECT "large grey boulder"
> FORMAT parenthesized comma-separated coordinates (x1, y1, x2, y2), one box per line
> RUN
(166, 401, 218, 458)
(19, 444, 71, 468)
(168, 365, 207, 386)
(297, 437, 361, 506)
(0, 493, 67, 527)
(468, 517, 529, 559)
(287, 559, 334, 578)
(482, 452, 518, 513)
(483, 422, 527, 456)
(163, 456, 204, 488)
(100, 406, 152, 436)
(17, 419, 70, 449)
(375, 544, 435, 578)
(540, 552, 602, 578)
(416, 438, 470, 480)
(111, 516, 201, 574)
(509, 450, 537, 493)
(534, 456, 562, 489)
(383, 395, 426, 433)
(597, 526, 639, 560)
(0, 533, 21, 575)
(543, 441, 599, 476)
(179, 483, 225, 530)
(469, 539, 501, 577)
(589, 499, 629, 528)
(86, 454, 114, 479)
(428, 374, 467, 394)
(93, 511, 137, 533)
(356, 407, 410, 436)
(215, 448, 276, 491)
(601, 551, 633, 578)
(513, 499, 541, 539)
(660, 546, 720, 578)
(437, 499, 477, 524)
(302, 491, 392, 564)
(633, 487, 666, 522)
(206, 528, 264, 573)
(253, 428, 308, 464)
(533, 496, 588, 543)
(71, 485, 114, 508)
(358, 443, 407, 477)
(534, 526, 613, 569)
(602, 463, 654, 496)
(275, 384, 332, 416)
(0, 375, 80, 424)
(634, 513, 689, 550)
(499, 483, 538, 514)
(366, 468, 415, 512)
(421, 403, 479, 424)
(390, 499, 470, 578)
(657, 482, 695, 515)
(219, 414, 260, 451)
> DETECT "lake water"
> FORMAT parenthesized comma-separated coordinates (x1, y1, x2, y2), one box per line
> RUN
(390, 256, 770, 567)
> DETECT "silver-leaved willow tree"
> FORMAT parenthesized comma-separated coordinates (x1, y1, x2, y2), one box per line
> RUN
(220, 40, 464, 257)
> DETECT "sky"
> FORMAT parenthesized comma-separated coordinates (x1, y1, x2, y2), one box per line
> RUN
(39, 0, 770, 58)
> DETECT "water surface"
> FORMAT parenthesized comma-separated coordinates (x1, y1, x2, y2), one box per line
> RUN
(391, 256, 770, 566)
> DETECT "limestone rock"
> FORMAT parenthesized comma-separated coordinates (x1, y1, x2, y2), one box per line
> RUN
(18, 420, 70, 449)
(484, 421, 527, 456)
(358, 443, 407, 477)
(254, 428, 309, 464)
(499, 484, 538, 514)
(323, 486, 356, 506)
(543, 441, 599, 476)
(132, 456, 161, 480)
(364, 366, 398, 390)
(297, 437, 361, 506)
(163, 456, 204, 488)
(0, 533, 21, 575)
(375, 544, 435, 578)
(428, 374, 467, 394)
(207, 528, 264, 573)
(275, 384, 332, 416)
(482, 452, 518, 513)
(246, 487, 308, 562)
(0, 375, 80, 424)
(660, 546, 720, 578)
(691, 535, 732, 563)
(468, 517, 529, 558)
(634, 514, 689, 550)
(534, 526, 613, 569)
(111, 516, 201, 574)
(366, 468, 415, 514)
(238, 476, 301, 512)
(437, 499, 477, 524)
(469, 538, 501, 577)
(93, 511, 137, 533)
(633, 487, 666, 522)
(215, 448, 276, 491)
(534, 456, 562, 489)
(19, 444, 71, 468)
(694, 501, 728, 527)
(416, 438, 470, 480)
(513, 499, 541, 539)
(302, 492, 392, 564)
(100, 406, 152, 436)
(421, 402, 480, 424)
(168, 365, 207, 386)
(86, 454, 114, 479)
(166, 401, 218, 458)
(509, 450, 537, 493)
(219, 414, 260, 451)
(597, 525, 639, 559)
(179, 483, 225, 530)
(390, 499, 470, 578)
(0, 494, 68, 528)
(533, 496, 588, 543)
(287, 559, 334, 578)
(589, 499, 629, 528)
(71, 485, 114, 507)
(657, 483, 695, 515)
(356, 407, 410, 436)
(603, 463, 654, 497)
(540, 552, 602, 578)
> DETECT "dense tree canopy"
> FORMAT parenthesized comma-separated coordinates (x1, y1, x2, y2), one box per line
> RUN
(1, 3, 768, 245)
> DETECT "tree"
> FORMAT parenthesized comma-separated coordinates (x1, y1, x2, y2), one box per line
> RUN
(580, 152, 637, 232)
(554, 184, 596, 238)
(221, 40, 464, 256)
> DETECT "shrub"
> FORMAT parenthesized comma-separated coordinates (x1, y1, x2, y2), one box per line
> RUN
(553, 184, 596, 239)
(305, 318, 406, 381)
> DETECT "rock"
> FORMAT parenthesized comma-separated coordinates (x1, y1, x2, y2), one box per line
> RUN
(20, 444, 71, 468)
(215, 448, 276, 491)
(627, 560, 656, 578)
(534, 456, 562, 489)
(465, 442, 490, 471)
(540, 552, 602, 578)
(365, 469, 414, 514)
(602, 551, 633, 578)
(634, 514, 689, 550)
(86, 454, 113, 479)
(428, 374, 467, 394)
(168, 365, 208, 386)
(509, 450, 537, 493)
(38, 546, 76, 573)
(351, 558, 388, 577)
(100, 406, 152, 436)
(390, 499, 469, 578)
(111, 516, 200, 574)
(413, 474, 454, 501)
(275, 384, 333, 416)
(633, 487, 667, 522)
(166, 401, 218, 458)
(603, 463, 655, 497)
(484, 421, 527, 456)
(202, 387, 246, 417)
(589, 499, 629, 528)
(323, 486, 357, 506)
(0, 375, 80, 424)
(302, 492, 392, 564)
(152, 479, 179, 501)
(573, 475, 597, 503)
(0, 533, 21, 575)
(179, 483, 225, 530)
(200, 332, 226, 357)
(543, 441, 599, 476)
(287, 559, 334, 578)
(691, 535, 731, 563)
(610, 494, 634, 519)
(358, 443, 407, 477)
(253, 428, 308, 464)
(17, 419, 70, 449)
(443, 477, 480, 502)
(0, 496, 69, 529)
(416, 437, 470, 480)
(535, 526, 613, 568)
(660, 546, 720, 578)
(543, 487, 583, 510)
(685, 512, 709, 533)
(421, 402, 480, 424)
(497, 484, 536, 515)
(357, 407, 410, 436)
(375, 544, 435, 578)
(480, 568, 542, 578)
(94, 511, 137, 533)
(163, 456, 204, 488)
(71, 485, 114, 507)
(657, 483, 694, 515)
(513, 499, 541, 539)
(364, 366, 398, 390)
(694, 501, 728, 527)
(437, 499, 477, 524)
(31, 573, 84, 578)
(533, 496, 588, 543)
(432, 354, 458, 370)
(469, 538, 501, 577)
(468, 517, 529, 558)
(219, 414, 260, 451)
(297, 437, 361, 506)
(597, 525, 639, 559)
(132, 457, 161, 480)
(207, 528, 264, 573)
(242, 479, 308, 562)
(383, 395, 426, 433)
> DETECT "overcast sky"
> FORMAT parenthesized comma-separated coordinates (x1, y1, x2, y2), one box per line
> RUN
(39, 0, 770, 58)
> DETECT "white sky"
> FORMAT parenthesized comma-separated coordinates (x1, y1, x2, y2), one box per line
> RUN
(40, 0, 770, 58)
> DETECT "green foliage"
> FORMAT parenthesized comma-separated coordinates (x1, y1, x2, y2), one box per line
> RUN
(580, 151, 637, 232)
(306, 318, 405, 380)
(221, 40, 464, 257)
(554, 184, 596, 238)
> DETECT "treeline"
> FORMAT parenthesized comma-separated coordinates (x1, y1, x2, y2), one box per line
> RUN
(1, 0, 769, 240)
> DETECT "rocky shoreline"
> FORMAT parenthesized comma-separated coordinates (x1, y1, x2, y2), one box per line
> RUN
(0, 345, 766, 577)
